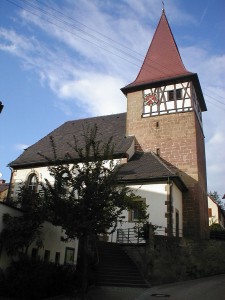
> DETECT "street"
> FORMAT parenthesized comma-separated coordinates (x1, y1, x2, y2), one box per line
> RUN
(86, 275, 225, 300)
(135, 274, 225, 300)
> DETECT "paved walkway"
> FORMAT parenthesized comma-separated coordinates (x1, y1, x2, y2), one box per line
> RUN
(53, 274, 225, 300)
(87, 286, 146, 300)
(4, 275, 222, 300)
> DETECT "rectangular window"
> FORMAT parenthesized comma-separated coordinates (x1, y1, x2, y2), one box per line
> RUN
(64, 247, 75, 265)
(175, 211, 179, 237)
(208, 208, 212, 218)
(0, 242, 2, 258)
(44, 250, 50, 262)
(31, 248, 38, 260)
(168, 89, 182, 101)
(55, 252, 60, 264)
(129, 199, 146, 222)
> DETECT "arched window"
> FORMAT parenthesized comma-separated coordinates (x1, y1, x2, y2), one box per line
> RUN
(27, 174, 38, 192)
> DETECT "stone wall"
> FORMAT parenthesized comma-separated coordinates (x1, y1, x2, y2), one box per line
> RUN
(123, 237, 225, 285)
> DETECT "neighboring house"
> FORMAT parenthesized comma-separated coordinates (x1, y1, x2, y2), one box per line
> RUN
(0, 180, 9, 201)
(208, 195, 225, 229)
(0, 201, 78, 270)
(2, 8, 209, 269)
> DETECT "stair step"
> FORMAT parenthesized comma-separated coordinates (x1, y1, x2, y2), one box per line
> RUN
(96, 241, 149, 288)
(97, 281, 149, 287)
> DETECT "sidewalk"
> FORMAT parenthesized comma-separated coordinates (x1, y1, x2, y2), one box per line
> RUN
(87, 286, 147, 300)
(50, 286, 147, 300)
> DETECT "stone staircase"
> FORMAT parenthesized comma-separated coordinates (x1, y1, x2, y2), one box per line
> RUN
(96, 241, 149, 287)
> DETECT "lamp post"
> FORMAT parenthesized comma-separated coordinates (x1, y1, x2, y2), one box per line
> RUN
(0, 101, 4, 113)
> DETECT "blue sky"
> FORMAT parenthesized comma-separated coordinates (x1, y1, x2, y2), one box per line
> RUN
(0, 0, 224, 198)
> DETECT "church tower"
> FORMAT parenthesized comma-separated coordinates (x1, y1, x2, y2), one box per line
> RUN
(121, 10, 208, 239)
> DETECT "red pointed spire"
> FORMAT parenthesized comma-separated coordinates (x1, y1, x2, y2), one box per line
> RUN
(123, 10, 192, 90)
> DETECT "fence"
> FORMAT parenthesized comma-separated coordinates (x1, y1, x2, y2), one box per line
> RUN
(116, 225, 183, 244)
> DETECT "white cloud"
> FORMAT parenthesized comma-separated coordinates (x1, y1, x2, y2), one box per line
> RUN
(59, 73, 126, 116)
(0, 0, 224, 196)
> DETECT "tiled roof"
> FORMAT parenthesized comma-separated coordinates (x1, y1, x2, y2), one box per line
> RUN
(0, 183, 9, 193)
(9, 113, 187, 189)
(122, 10, 192, 90)
(118, 151, 187, 190)
(9, 113, 134, 168)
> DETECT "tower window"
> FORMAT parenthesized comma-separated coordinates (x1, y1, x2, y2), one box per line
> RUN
(168, 89, 182, 101)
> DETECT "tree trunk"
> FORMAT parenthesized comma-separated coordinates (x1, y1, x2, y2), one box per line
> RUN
(80, 235, 88, 300)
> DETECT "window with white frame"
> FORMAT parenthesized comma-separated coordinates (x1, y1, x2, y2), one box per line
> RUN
(27, 173, 38, 192)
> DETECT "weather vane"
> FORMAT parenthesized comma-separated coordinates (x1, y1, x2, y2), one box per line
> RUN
(162, 1, 165, 12)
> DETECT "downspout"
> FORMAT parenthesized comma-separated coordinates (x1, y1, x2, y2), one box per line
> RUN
(167, 177, 173, 237)
(6, 167, 14, 202)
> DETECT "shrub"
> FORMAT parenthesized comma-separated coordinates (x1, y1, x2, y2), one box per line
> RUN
(0, 257, 77, 299)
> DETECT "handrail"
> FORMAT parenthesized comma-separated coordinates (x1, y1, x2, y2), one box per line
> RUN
(117, 227, 145, 244)
(117, 226, 183, 244)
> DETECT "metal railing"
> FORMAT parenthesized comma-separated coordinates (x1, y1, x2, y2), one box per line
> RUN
(116, 226, 183, 244)
(116, 228, 145, 244)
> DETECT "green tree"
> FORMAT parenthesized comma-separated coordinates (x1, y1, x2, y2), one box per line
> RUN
(0, 186, 46, 256)
(41, 125, 148, 299)
(209, 191, 224, 210)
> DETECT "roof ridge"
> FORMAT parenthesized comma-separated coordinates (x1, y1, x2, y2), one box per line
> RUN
(67, 112, 126, 124)
(150, 151, 176, 175)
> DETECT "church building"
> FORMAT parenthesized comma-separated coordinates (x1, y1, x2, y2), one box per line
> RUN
(7, 8, 208, 254)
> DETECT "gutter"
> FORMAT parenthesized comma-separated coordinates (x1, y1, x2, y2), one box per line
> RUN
(167, 177, 173, 237)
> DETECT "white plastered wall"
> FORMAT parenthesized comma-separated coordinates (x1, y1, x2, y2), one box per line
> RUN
(27, 222, 78, 266)
(0, 203, 21, 270)
(5, 167, 78, 268)
(207, 196, 225, 228)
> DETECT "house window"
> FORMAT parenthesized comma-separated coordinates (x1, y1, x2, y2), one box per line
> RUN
(27, 174, 38, 192)
(64, 247, 75, 265)
(168, 89, 182, 101)
(31, 248, 38, 260)
(208, 208, 212, 218)
(129, 199, 146, 222)
(0, 241, 2, 258)
(175, 211, 179, 237)
(55, 252, 60, 264)
(44, 250, 50, 262)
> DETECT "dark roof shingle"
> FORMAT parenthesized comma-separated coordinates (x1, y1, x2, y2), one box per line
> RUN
(9, 113, 133, 168)
(118, 152, 187, 191)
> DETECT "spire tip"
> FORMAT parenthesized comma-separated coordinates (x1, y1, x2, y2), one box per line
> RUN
(162, 1, 165, 12)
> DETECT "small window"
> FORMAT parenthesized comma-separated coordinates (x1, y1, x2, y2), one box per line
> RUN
(175, 211, 179, 237)
(64, 247, 75, 265)
(208, 208, 212, 218)
(28, 174, 38, 192)
(31, 248, 38, 260)
(156, 148, 160, 156)
(129, 199, 146, 222)
(55, 252, 60, 264)
(168, 89, 182, 101)
(0, 241, 2, 258)
(44, 250, 50, 262)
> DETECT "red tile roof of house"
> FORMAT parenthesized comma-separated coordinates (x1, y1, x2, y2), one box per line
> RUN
(123, 10, 192, 90)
